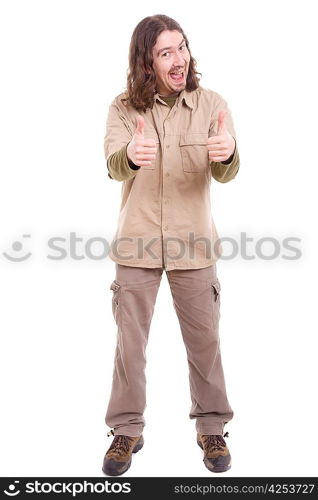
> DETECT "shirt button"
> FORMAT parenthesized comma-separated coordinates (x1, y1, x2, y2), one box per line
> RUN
(166, 145, 170, 149)
(163, 225, 169, 231)
(166, 172, 170, 177)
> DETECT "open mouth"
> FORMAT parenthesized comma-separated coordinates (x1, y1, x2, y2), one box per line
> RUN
(169, 70, 184, 82)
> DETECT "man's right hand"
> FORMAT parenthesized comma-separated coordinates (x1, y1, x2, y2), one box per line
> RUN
(127, 115, 157, 167)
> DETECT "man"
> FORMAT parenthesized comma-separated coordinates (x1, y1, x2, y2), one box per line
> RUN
(102, 14, 240, 476)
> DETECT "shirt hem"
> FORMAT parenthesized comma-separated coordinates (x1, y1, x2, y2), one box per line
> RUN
(109, 255, 220, 270)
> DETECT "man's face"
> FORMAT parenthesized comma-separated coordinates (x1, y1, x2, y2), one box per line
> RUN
(151, 30, 190, 96)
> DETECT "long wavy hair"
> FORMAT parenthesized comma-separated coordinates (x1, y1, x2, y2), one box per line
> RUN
(126, 15, 202, 112)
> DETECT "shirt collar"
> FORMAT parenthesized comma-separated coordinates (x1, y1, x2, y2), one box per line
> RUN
(154, 89, 194, 109)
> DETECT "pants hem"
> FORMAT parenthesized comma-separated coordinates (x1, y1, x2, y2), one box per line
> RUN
(196, 424, 224, 436)
(112, 425, 143, 437)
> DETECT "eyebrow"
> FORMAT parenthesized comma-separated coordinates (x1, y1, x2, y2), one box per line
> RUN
(157, 38, 186, 56)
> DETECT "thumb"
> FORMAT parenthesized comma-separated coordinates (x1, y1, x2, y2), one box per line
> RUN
(216, 110, 227, 135)
(135, 115, 145, 137)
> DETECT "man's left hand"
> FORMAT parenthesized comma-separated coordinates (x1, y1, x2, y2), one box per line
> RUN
(207, 110, 235, 163)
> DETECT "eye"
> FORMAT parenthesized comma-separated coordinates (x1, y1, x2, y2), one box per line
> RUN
(179, 44, 186, 51)
(162, 52, 170, 57)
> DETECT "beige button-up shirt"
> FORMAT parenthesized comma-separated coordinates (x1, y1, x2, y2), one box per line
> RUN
(104, 86, 240, 271)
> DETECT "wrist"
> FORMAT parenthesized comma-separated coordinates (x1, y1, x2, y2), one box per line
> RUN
(125, 144, 140, 170)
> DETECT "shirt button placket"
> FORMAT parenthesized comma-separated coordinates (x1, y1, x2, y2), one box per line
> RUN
(162, 121, 172, 267)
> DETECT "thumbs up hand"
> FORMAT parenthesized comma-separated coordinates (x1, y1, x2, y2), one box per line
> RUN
(207, 110, 235, 163)
(127, 115, 158, 167)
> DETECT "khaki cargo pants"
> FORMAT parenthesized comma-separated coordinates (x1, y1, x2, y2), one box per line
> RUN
(105, 263, 234, 437)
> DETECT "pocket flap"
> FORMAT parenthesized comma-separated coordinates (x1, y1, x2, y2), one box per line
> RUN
(110, 280, 121, 292)
(180, 133, 208, 146)
(147, 135, 160, 144)
(211, 279, 221, 299)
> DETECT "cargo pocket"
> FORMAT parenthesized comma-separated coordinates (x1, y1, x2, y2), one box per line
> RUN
(110, 280, 122, 325)
(211, 278, 221, 330)
(179, 133, 209, 172)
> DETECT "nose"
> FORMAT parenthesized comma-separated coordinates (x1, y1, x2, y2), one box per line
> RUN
(172, 50, 185, 67)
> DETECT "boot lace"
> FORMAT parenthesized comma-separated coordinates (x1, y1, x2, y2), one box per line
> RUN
(203, 431, 229, 451)
(108, 435, 133, 456)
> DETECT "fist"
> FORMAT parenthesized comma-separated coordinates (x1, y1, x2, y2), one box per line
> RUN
(127, 115, 157, 167)
(207, 110, 235, 162)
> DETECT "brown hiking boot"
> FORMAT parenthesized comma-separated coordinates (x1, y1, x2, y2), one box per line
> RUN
(102, 430, 144, 476)
(197, 431, 231, 473)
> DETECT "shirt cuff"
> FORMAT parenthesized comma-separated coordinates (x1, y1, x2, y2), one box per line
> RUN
(107, 145, 141, 181)
(210, 137, 240, 183)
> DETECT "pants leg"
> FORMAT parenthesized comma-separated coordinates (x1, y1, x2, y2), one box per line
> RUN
(105, 263, 163, 437)
(167, 264, 234, 435)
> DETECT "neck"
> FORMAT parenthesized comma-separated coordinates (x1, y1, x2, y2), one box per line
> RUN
(159, 91, 180, 97)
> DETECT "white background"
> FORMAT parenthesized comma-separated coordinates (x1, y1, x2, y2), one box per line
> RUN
(0, 0, 317, 478)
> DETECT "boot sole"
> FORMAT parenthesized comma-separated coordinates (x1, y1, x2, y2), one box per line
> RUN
(102, 438, 144, 476)
(197, 440, 231, 473)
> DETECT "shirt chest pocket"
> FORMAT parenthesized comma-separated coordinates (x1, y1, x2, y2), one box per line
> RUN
(179, 133, 209, 173)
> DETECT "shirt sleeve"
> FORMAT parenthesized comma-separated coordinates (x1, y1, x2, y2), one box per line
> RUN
(107, 144, 141, 181)
(104, 99, 141, 181)
(209, 94, 240, 183)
